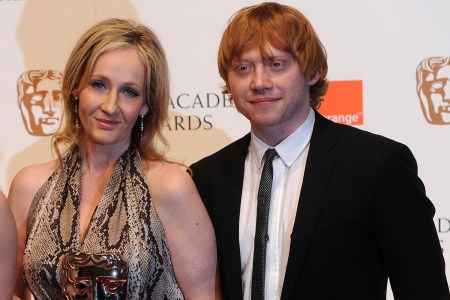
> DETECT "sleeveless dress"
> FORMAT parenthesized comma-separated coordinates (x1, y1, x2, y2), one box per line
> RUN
(23, 147, 184, 299)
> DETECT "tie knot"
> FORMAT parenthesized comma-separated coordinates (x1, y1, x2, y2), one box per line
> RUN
(265, 148, 278, 163)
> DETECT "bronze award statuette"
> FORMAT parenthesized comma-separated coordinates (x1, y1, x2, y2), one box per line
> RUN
(62, 252, 128, 299)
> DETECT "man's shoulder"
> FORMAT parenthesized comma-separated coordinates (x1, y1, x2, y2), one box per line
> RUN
(316, 113, 401, 147)
(316, 115, 411, 159)
(335, 122, 403, 148)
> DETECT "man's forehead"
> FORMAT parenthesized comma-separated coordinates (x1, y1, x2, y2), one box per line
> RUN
(235, 46, 291, 61)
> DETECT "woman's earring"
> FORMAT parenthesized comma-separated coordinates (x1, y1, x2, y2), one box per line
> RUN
(140, 113, 144, 142)
(74, 97, 80, 128)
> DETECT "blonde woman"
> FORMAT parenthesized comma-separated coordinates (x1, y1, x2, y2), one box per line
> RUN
(9, 18, 218, 299)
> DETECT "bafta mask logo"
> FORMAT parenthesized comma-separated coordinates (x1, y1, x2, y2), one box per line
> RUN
(416, 57, 450, 125)
(17, 70, 63, 136)
(62, 252, 128, 300)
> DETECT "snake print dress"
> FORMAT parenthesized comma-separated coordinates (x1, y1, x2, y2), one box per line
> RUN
(23, 147, 184, 299)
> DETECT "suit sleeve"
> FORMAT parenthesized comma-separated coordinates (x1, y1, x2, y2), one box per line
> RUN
(372, 142, 450, 299)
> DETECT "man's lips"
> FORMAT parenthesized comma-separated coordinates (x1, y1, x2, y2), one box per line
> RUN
(249, 97, 280, 103)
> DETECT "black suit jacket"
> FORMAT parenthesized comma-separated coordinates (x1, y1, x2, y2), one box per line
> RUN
(190, 111, 449, 300)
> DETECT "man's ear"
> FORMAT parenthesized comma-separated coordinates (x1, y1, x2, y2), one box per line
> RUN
(308, 72, 320, 86)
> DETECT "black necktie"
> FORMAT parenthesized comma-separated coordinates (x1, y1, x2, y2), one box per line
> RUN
(251, 148, 278, 300)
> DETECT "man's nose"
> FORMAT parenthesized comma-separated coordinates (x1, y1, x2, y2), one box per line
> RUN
(250, 66, 273, 92)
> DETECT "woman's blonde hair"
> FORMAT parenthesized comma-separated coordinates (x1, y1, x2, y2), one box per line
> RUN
(54, 18, 170, 161)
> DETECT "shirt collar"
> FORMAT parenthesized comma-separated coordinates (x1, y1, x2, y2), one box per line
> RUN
(249, 107, 315, 169)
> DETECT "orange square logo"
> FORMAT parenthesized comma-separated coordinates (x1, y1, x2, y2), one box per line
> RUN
(319, 80, 363, 125)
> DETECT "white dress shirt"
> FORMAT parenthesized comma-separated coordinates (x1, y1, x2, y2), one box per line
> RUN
(239, 108, 315, 300)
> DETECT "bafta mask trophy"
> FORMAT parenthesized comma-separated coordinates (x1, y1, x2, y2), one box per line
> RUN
(62, 252, 128, 299)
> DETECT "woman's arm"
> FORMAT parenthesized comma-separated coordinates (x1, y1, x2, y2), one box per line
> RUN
(147, 162, 220, 299)
(0, 190, 18, 299)
(8, 162, 55, 300)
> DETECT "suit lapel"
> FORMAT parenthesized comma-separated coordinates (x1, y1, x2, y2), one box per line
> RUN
(219, 134, 250, 300)
(281, 112, 338, 299)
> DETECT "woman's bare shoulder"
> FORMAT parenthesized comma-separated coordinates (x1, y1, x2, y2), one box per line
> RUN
(8, 160, 58, 219)
(143, 160, 217, 298)
(10, 160, 57, 194)
(144, 160, 195, 202)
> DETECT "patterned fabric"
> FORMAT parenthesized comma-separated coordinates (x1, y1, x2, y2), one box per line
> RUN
(23, 147, 184, 299)
(252, 148, 278, 300)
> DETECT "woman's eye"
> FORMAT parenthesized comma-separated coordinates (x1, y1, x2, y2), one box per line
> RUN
(123, 88, 139, 98)
(92, 81, 106, 90)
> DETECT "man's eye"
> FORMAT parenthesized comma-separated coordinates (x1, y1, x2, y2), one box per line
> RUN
(237, 65, 251, 72)
(272, 61, 283, 69)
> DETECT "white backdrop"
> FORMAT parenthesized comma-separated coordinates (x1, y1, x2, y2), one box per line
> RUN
(1, 1, 449, 298)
